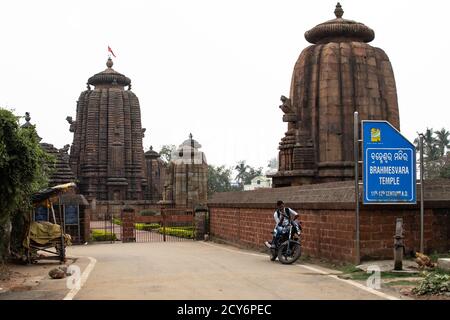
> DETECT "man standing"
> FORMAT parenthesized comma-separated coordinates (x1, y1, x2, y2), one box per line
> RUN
(265, 200, 299, 249)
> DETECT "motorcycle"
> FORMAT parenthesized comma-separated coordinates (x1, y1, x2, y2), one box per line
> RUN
(267, 220, 302, 264)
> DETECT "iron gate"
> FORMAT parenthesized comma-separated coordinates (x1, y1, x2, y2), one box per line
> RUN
(89, 210, 122, 243)
(131, 207, 195, 242)
(89, 207, 203, 243)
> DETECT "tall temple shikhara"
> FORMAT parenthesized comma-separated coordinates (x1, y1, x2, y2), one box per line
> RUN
(67, 58, 207, 206)
(68, 58, 148, 201)
(272, 3, 400, 187)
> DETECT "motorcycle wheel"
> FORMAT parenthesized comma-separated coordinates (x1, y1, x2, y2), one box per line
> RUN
(270, 249, 277, 261)
(277, 242, 301, 265)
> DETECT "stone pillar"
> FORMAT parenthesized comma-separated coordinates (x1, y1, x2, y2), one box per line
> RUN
(121, 205, 135, 242)
(83, 207, 91, 243)
(194, 206, 208, 240)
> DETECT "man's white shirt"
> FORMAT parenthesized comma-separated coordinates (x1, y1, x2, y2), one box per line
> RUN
(273, 208, 298, 227)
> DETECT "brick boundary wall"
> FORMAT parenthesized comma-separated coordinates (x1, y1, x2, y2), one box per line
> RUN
(208, 205, 450, 263)
(208, 180, 450, 263)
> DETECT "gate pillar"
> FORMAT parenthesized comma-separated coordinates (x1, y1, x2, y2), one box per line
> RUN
(194, 205, 208, 240)
(121, 204, 136, 242)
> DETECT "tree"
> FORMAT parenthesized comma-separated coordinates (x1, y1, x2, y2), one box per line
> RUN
(159, 144, 176, 163)
(414, 128, 439, 160)
(244, 166, 263, 185)
(435, 128, 450, 157)
(414, 127, 450, 179)
(423, 128, 440, 161)
(0, 108, 53, 262)
(440, 154, 450, 178)
(207, 165, 233, 196)
(267, 157, 278, 170)
(234, 160, 263, 188)
(234, 160, 250, 187)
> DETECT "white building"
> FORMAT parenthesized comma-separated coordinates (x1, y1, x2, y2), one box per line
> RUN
(243, 175, 272, 191)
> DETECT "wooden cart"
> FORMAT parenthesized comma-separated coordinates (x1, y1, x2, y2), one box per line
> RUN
(24, 183, 76, 264)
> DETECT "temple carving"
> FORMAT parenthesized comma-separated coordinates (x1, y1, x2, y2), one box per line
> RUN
(272, 3, 400, 187)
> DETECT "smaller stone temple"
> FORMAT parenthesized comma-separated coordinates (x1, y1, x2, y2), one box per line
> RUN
(271, 3, 400, 187)
(163, 134, 208, 208)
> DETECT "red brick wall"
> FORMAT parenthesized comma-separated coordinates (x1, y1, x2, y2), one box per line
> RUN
(209, 206, 450, 263)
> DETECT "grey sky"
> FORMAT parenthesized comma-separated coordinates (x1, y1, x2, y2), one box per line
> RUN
(0, 0, 449, 171)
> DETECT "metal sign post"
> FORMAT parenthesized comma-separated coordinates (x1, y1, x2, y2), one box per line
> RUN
(353, 112, 360, 265)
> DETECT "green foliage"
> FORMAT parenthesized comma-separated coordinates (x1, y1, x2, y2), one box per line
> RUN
(135, 223, 161, 231)
(414, 127, 450, 179)
(412, 271, 450, 295)
(440, 160, 450, 179)
(159, 144, 176, 163)
(208, 165, 235, 196)
(435, 128, 450, 157)
(91, 230, 117, 241)
(0, 108, 54, 261)
(139, 209, 160, 216)
(158, 226, 194, 239)
(112, 217, 122, 225)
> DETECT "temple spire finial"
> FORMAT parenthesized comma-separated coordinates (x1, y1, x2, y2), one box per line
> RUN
(106, 57, 113, 68)
(334, 2, 344, 18)
(21, 111, 34, 129)
(189, 133, 193, 139)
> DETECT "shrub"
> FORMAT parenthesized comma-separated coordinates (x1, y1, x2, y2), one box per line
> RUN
(112, 218, 122, 225)
(91, 230, 117, 241)
(412, 271, 450, 295)
(135, 223, 161, 231)
(139, 210, 160, 216)
(158, 227, 194, 239)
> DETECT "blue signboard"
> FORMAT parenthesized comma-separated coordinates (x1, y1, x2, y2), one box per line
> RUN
(64, 205, 79, 225)
(34, 206, 48, 221)
(362, 121, 416, 204)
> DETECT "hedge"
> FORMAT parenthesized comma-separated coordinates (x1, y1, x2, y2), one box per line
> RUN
(158, 227, 194, 239)
(135, 223, 161, 231)
(139, 210, 160, 216)
(91, 230, 117, 241)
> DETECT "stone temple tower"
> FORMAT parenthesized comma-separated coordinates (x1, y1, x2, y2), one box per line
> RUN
(272, 3, 400, 187)
(163, 134, 208, 208)
(68, 58, 145, 200)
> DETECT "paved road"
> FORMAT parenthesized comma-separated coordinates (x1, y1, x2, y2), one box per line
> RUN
(65, 241, 399, 300)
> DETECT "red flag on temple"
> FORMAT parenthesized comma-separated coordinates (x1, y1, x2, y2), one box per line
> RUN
(108, 46, 116, 58)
